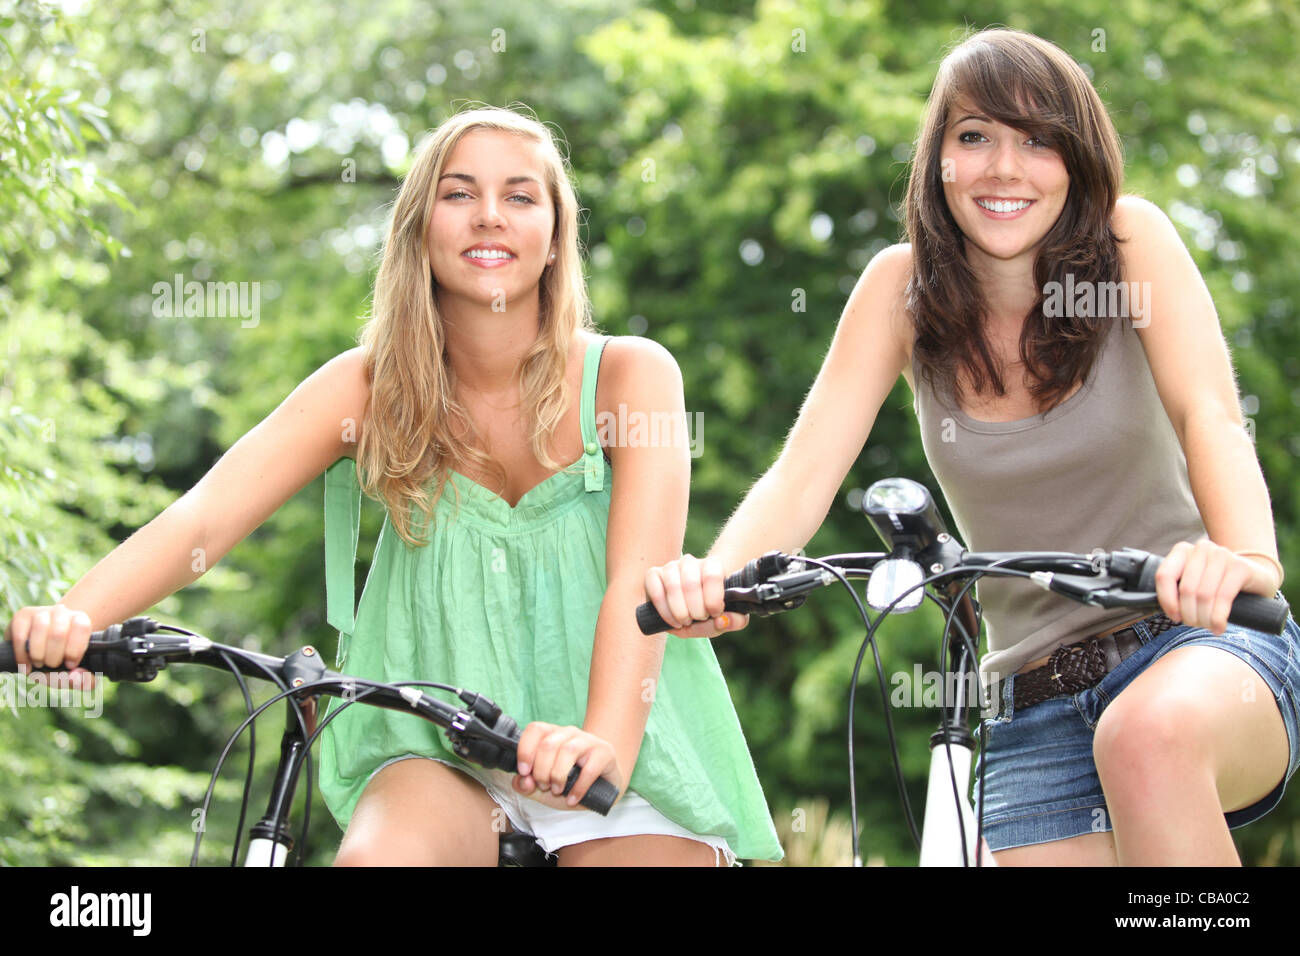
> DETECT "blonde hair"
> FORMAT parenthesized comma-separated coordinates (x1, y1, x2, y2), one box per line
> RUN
(355, 105, 593, 545)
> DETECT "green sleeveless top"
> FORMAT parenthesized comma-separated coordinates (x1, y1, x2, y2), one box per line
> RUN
(317, 335, 782, 862)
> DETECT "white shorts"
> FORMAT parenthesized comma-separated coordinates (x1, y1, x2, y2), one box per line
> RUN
(367, 754, 738, 866)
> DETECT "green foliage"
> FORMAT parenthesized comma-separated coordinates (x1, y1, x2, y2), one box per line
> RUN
(0, 0, 128, 271)
(3, 0, 1298, 866)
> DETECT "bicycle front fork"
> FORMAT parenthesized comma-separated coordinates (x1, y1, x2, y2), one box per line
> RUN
(242, 693, 315, 867)
(243, 648, 325, 866)
(919, 727, 991, 866)
(918, 636, 996, 867)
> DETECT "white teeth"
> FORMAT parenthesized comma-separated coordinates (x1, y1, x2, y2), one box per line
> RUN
(977, 199, 1032, 213)
(464, 249, 514, 259)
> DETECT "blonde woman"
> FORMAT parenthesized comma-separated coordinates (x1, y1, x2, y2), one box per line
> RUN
(6, 106, 782, 866)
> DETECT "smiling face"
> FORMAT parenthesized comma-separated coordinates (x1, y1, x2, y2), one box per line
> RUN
(939, 99, 1070, 268)
(426, 129, 556, 316)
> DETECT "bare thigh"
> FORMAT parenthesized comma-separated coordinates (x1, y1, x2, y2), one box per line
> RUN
(334, 758, 504, 866)
(558, 834, 723, 867)
(993, 831, 1118, 866)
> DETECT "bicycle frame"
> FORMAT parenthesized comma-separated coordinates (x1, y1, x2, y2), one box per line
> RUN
(917, 622, 987, 867)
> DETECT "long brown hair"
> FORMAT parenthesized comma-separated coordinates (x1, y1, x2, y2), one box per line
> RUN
(905, 29, 1125, 411)
(355, 105, 593, 546)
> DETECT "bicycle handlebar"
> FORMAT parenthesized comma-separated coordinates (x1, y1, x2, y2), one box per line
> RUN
(635, 546, 1290, 636)
(0, 619, 619, 815)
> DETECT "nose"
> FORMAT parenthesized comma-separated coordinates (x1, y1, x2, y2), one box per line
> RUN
(986, 138, 1024, 182)
(473, 194, 506, 229)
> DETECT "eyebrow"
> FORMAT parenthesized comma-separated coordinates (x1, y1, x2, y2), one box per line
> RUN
(437, 172, 541, 187)
(952, 113, 992, 125)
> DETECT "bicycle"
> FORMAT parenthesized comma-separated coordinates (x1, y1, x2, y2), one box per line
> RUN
(635, 476, 1291, 866)
(0, 619, 619, 866)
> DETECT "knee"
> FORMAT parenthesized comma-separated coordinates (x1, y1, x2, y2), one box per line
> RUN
(333, 836, 446, 866)
(332, 841, 389, 867)
(1093, 691, 1211, 793)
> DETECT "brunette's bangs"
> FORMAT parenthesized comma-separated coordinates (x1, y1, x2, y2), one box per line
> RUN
(942, 42, 1075, 149)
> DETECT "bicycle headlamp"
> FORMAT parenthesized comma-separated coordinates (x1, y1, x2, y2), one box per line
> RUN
(861, 478, 947, 556)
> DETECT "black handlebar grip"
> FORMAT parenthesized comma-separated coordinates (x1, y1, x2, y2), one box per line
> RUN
(1224, 592, 1290, 635)
(561, 766, 619, 815)
(0, 640, 146, 681)
(636, 555, 778, 635)
(636, 601, 673, 636)
(0, 642, 100, 674)
(635, 594, 757, 635)
(1132, 551, 1289, 635)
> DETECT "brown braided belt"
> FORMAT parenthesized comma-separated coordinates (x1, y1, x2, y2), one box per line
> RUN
(1009, 611, 1178, 713)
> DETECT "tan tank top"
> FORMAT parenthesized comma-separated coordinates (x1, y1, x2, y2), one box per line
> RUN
(910, 315, 1207, 683)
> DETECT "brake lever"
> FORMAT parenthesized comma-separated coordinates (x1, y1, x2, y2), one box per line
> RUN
(1029, 570, 1128, 605)
(741, 566, 838, 616)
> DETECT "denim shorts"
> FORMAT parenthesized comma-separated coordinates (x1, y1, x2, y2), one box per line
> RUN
(974, 611, 1300, 852)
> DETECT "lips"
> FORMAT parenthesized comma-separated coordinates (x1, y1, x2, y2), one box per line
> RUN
(974, 197, 1034, 219)
(461, 242, 517, 267)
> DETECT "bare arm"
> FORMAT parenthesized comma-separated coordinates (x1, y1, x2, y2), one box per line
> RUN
(1120, 196, 1283, 632)
(645, 243, 914, 636)
(511, 335, 689, 805)
(8, 347, 370, 669)
(582, 337, 688, 782)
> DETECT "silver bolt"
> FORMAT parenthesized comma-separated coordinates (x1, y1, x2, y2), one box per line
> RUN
(937, 533, 951, 543)
(930, 563, 944, 573)
(292, 677, 304, 687)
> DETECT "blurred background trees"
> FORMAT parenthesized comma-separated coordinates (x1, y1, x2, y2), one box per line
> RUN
(3, 0, 1298, 865)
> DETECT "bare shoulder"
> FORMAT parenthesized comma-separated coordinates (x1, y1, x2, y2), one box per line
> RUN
(1113, 195, 1180, 249)
(869, 240, 914, 281)
(323, 345, 371, 394)
(315, 346, 372, 456)
(849, 241, 914, 366)
(591, 333, 683, 413)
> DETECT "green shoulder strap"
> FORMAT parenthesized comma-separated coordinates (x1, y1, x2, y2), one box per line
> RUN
(580, 335, 610, 492)
(324, 456, 362, 636)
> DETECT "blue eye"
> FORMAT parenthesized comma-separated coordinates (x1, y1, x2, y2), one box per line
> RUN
(509, 194, 536, 204)
(444, 189, 470, 199)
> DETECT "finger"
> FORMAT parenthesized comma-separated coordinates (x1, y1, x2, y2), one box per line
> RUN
(1178, 541, 1209, 628)
(515, 720, 556, 777)
(658, 559, 692, 630)
(1155, 543, 1190, 623)
(45, 668, 74, 695)
(533, 726, 581, 794)
(66, 610, 92, 669)
(701, 556, 726, 618)
(678, 554, 708, 625)
(26, 608, 52, 671)
(671, 611, 750, 639)
(1196, 545, 1230, 634)
(1210, 555, 1250, 636)
(44, 605, 72, 670)
(720, 611, 749, 633)
(566, 743, 614, 807)
(8, 609, 33, 669)
(552, 734, 592, 801)
(644, 567, 671, 629)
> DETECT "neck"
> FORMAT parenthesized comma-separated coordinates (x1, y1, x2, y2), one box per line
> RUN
(965, 241, 1040, 327)
(438, 290, 542, 396)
